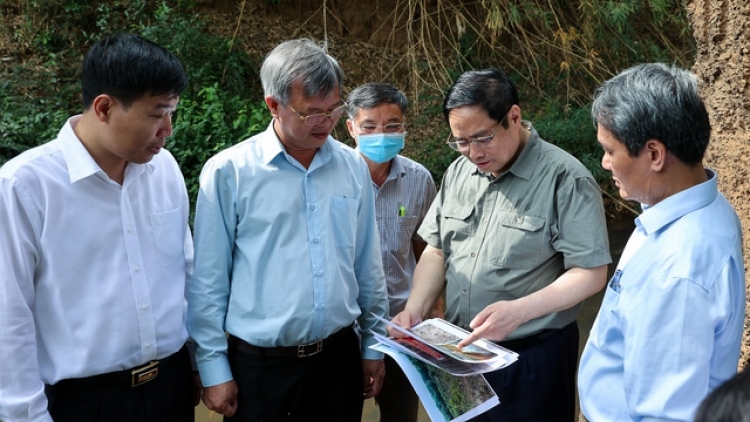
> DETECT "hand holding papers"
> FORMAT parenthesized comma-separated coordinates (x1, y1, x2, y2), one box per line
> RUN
(371, 315, 519, 422)
(372, 314, 518, 376)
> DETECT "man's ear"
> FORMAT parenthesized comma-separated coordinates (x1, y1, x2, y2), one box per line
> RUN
(345, 119, 359, 145)
(265, 96, 280, 118)
(645, 139, 668, 171)
(91, 94, 115, 122)
(505, 104, 522, 127)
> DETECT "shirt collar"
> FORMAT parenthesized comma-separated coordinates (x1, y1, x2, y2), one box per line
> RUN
(60, 115, 153, 184)
(258, 120, 333, 168)
(387, 155, 406, 181)
(60, 116, 102, 183)
(636, 169, 718, 236)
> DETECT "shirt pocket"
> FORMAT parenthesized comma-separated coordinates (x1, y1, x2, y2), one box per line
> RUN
(150, 207, 185, 266)
(441, 204, 474, 244)
(387, 216, 418, 253)
(489, 211, 545, 270)
(590, 281, 621, 348)
(330, 196, 357, 249)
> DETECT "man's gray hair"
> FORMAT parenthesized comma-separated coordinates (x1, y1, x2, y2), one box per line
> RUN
(346, 82, 408, 119)
(260, 38, 344, 105)
(592, 62, 710, 165)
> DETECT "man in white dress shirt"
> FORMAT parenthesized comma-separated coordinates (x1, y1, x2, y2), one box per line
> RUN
(0, 33, 196, 422)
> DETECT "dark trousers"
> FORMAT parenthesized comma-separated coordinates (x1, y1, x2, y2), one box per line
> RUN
(471, 322, 579, 422)
(46, 345, 194, 422)
(226, 328, 364, 422)
(375, 354, 419, 422)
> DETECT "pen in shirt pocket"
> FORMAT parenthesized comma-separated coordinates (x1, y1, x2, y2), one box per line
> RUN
(398, 205, 406, 217)
(609, 269, 622, 292)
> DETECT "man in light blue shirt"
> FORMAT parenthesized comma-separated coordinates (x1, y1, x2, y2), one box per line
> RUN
(578, 63, 746, 422)
(187, 39, 389, 421)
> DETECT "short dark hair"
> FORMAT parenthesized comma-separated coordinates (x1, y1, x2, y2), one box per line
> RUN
(694, 369, 750, 422)
(591, 62, 710, 165)
(442, 68, 518, 127)
(346, 82, 408, 119)
(81, 33, 188, 109)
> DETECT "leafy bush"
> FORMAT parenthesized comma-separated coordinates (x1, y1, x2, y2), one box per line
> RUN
(0, 83, 73, 164)
(1, 0, 691, 201)
(528, 102, 609, 184)
(0, 1, 269, 217)
(170, 84, 270, 209)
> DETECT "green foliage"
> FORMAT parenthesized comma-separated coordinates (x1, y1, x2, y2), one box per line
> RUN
(0, 1, 268, 217)
(170, 85, 270, 208)
(404, 93, 455, 185)
(141, 3, 258, 100)
(527, 102, 610, 184)
(0, 90, 70, 163)
(1, 0, 693, 204)
(0, 60, 74, 163)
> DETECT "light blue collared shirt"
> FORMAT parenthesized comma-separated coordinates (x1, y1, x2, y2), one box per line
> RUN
(578, 169, 746, 422)
(188, 124, 389, 387)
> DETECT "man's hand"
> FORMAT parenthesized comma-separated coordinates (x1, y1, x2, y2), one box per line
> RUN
(388, 310, 422, 338)
(192, 372, 203, 406)
(202, 380, 239, 417)
(457, 300, 526, 348)
(362, 359, 385, 399)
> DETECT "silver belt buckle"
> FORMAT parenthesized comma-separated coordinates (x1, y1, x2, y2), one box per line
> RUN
(297, 340, 323, 358)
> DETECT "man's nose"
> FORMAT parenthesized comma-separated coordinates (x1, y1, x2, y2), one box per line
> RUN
(469, 142, 484, 159)
(158, 115, 173, 138)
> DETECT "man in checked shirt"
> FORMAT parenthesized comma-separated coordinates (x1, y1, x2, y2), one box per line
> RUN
(346, 82, 440, 422)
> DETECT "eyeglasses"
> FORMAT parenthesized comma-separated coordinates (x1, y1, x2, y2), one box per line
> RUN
(445, 112, 509, 151)
(354, 122, 405, 134)
(287, 102, 348, 126)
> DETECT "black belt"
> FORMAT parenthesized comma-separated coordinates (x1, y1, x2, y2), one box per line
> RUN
(495, 327, 561, 351)
(50, 347, 182, 389)
(229, 324, 353, 358)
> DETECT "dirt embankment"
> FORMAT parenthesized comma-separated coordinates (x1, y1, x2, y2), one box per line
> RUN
(688, 0, 750, 369)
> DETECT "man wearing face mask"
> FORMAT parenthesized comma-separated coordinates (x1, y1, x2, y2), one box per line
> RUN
(346, 82, 438, 422)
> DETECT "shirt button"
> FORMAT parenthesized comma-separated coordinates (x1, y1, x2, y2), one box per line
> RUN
(482, 218, 488, 223)
(470, 252, 476, 258)
(134, 266, 140, 272)
(313, 237, 319, 244)
(462, 290, 467, 295)
(141, 305, 148, 310)
(127, 227, 132, 233)
(309, 204, 316, 210)
(316, 270, 323, 277)
(145, 343, 152, 348)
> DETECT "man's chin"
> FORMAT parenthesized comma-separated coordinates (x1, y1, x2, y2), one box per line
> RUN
(130, 154, 157, 165)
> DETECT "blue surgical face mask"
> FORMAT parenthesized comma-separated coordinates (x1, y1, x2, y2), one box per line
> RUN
(357, 132, 406, 164)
